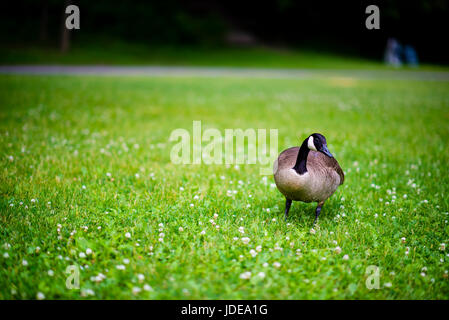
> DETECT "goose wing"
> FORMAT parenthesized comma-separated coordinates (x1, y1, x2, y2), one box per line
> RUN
(275, 147, 344, 185)
(275, 147, 300, 170)
(308, 151, 345, 185)
(328, 157, 345, 185)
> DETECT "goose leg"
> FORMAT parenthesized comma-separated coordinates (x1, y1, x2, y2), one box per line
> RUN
(313, 201, 325, 224)
(284, 198, 292, 221)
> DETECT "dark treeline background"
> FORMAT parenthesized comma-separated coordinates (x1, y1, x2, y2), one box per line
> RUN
(1, 0, 448, 64)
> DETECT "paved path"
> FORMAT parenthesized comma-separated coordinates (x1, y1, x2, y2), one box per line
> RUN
(1, 65, 448, 81)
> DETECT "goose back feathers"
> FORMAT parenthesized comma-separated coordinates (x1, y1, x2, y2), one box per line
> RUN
(274, 146, 344, 203)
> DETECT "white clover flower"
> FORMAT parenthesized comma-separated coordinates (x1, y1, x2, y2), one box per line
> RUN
(179, 227, 184, 232)
(200, 230, 206, 235)
(159, 233, 165, 238)
(342, 254, 349, 261)
(239, 271, 251, 279)
(401, 237, 406, 243)
(420, 272, 426, 277)
(440, 243, 446, 251)
(250, 249, 257, 257)
(238, 227, 245, 234)
(36, 292, 45, 300)
(272, 218, 276, 222)
(189, 203, 194, 207)
(116, 264, 126, 270)
(79, 252, 86, 258)
(98, 273, 106, 282)
(143, 284, 153, 291)
(335, 246, 342, 254)
(22, 259, 28, 266)
(241, 237, 250, 245)
(125, 232, 131, 238)
(123, 258, 130, 264)
(3, 252, 9, 258)
(257, 272, 266, 279)
(86, 248, 92, 255)
(81, 289, 95, 297)
(384, 282, 392, 288)
(256, 245, 262, 252)
(213, 213, 218, 219)
(310, 228, 316, 235)
(137, 274, 145, 282)
(233, 237, 239, 241)
(82, 185, 86, 190)
(273, 262, 281, 268)
(193, 195, 199, 200)
(158, 223, 164, 227)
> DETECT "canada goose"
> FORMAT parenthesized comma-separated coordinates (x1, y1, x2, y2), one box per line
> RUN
(273, 133, 344, 224)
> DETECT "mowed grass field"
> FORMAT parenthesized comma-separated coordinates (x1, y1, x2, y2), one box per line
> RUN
(0, 74, 449, 299)
(2, 42, 449, 71)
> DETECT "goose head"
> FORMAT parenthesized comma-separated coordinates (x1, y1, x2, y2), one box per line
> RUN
(307, 133, 333, 158)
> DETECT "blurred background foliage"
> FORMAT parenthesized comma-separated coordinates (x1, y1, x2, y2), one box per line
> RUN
(0, 0, 448, 64)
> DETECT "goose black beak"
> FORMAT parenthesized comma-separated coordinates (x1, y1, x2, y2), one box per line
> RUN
(321, 146, 334, 158)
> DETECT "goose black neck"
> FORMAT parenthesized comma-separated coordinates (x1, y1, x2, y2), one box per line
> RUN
(293, 138, 310, 175)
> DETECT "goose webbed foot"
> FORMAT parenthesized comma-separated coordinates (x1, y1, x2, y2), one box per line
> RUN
(313, 201, 325, 225)
(284, 198, 292, 221)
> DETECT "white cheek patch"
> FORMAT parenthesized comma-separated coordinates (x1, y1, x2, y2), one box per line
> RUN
(308, 136, 317, 151)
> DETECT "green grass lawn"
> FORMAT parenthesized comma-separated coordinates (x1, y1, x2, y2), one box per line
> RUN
(0, 74, 449, 299)
(2, 42, 449, 71)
